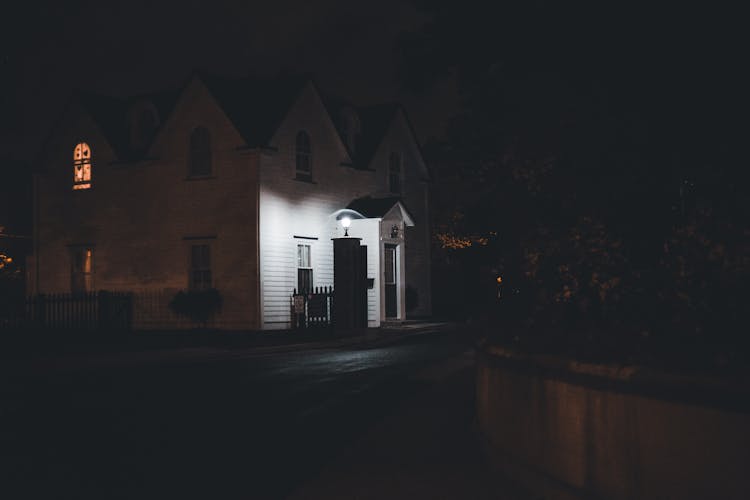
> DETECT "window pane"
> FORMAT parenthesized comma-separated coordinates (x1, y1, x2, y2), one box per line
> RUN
(71, 247, 94, 293)
(73, 143, 93, 189)
(190, 245, 209, 269)
(298, 268, 313, 293)
(295, 131, 312, 177)
(297, 244, 310, 268)
(201, 245, 210, 267)
(191, 246, 201, 268)
(72, 250, 82, 272)
(190, 245, 211, 289)
(83, 248, 93, 273)
(296, 154, 310, 173)
(390, 173, 400, 193)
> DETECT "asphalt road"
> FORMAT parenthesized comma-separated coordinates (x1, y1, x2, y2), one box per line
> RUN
(0, 329, 499, 499)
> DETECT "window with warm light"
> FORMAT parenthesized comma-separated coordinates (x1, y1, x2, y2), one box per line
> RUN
(297, 243, 313, 293)
(388, 152, 401, 194)
(70, 246, 94, 292)
(189, 127, 212, 177)
(295, 131, 312, 181)
(73, 142, 92, 190)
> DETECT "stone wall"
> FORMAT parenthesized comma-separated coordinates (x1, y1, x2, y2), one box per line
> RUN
(476, 346, 750, 500)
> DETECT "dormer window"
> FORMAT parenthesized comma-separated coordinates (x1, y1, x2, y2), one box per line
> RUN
(388, 152, 402, 194)
(295, 131, 312, 181)
(189, 127, 212, 177)
(73, 142, 92, 190)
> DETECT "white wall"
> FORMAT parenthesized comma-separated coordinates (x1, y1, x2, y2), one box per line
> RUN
(258, 83, 379, 329)
(348, 218, 381, 327)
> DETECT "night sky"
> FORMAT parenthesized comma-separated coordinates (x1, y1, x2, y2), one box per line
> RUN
(1, 0, 459, 159)
(1, 1, 747, 178)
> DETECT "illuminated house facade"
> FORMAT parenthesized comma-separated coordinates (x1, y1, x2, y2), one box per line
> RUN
(30, 73, 431, 329)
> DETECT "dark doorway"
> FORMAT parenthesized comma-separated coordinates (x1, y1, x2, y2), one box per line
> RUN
(384, 244, 397, 318)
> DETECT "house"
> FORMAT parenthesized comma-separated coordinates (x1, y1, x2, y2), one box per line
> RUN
(29, 72, 431, 329)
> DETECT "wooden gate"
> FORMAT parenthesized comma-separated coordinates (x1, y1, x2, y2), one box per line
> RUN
(291, 286, 333, 329)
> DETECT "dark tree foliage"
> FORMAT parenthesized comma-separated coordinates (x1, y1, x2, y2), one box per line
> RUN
(402, 1, 750, 368)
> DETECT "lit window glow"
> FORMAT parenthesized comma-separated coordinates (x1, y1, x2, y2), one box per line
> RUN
(73, 142, 92, 190)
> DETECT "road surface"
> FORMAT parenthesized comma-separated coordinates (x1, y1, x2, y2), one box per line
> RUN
(0, 329, 509, 499)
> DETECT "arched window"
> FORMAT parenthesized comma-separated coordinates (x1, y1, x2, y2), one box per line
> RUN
(73, 142, 92, 190)
(295, 131, 312, 181)
(189, 127, 212, 177)
(388, 152, 401, 194)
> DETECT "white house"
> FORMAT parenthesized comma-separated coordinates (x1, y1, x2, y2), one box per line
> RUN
(30, 72, 432, 330)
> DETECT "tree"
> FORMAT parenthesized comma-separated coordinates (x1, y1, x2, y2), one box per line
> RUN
(400, 2, 749, 363)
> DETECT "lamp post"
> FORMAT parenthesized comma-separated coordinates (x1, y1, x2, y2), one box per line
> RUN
(341, 216, 351, 237)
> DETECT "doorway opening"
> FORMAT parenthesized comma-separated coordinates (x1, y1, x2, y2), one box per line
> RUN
(384, 244, 398, 318)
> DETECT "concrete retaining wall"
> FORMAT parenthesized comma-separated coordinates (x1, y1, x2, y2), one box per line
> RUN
(476, 346, 750, 500)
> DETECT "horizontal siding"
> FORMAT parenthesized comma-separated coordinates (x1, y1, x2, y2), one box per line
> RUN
(257, 84, 430, 329)
(356, 219, 381, 327)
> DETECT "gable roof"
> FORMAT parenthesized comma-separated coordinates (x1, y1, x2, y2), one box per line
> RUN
(67, 72, 423, 171)
(197, 72, 309, 148)
(347, 196, 416, 226)
(320, 95, 401, 170)
(75, 88, 181, 161)
(354, 103, 400, 169)
(73, 73, 307, 161)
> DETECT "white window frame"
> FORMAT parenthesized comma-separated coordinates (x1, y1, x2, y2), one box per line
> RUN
(296, 242, 313, 293)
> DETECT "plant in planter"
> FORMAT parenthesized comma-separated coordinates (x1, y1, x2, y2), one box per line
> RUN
(168, 288, 223, 328)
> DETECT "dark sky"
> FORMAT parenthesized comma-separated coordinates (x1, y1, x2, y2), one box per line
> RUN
(2, 0, 459, 157)
(3, 1, 747, 166)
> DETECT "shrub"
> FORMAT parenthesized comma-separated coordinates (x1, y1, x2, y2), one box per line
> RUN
(168, 288, 223, 327)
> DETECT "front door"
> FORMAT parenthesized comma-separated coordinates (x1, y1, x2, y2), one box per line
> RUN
(384, 244, 398, 318)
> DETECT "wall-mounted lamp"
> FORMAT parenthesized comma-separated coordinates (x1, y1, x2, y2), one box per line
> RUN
(390, 224, 400, 239)
(341, 216, 352, 237)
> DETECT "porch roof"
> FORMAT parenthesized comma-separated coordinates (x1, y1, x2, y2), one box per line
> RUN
(346, 196, 415, 226)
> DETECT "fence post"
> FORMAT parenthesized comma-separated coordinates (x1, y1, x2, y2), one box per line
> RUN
(34, 293, 47, 330)
(97, 291, 110, 332)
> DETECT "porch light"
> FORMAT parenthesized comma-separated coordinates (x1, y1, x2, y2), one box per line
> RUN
(341, 216, 352, 237)
(333, 208, 365, 237)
